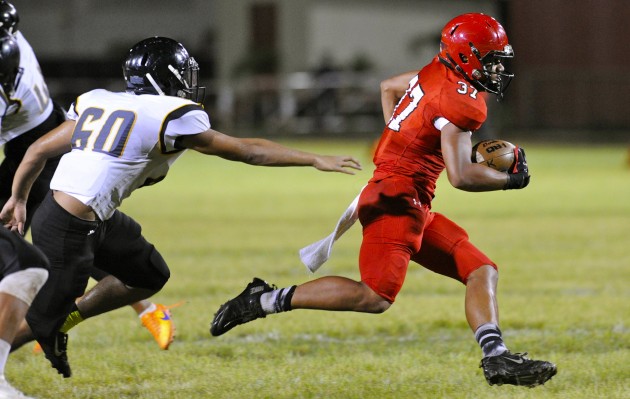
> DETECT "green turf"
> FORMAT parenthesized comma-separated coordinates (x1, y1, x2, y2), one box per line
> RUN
(7, 140, 630, 398)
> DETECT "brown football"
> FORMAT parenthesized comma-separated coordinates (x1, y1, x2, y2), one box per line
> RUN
(471, 139, 516, 172)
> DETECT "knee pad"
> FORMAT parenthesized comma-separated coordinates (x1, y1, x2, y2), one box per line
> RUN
(146, 249, 170, 290)
(0, 268, 49, 306)
(125, 247, 170, 291)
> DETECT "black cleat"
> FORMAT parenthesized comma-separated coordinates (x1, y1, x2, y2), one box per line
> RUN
(210, 278, 274, 336)
(480, 351, 557, 387)
(39, 332, 71, 378)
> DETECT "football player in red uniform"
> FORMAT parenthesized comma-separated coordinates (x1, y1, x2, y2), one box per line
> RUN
(211, 13, 557, 387)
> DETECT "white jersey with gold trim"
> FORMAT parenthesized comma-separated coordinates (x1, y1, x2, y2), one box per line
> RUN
(50, 89, 210, 220)
(0, 32, 53, 145)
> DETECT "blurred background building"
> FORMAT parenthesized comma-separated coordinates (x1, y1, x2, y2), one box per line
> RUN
(11, 0, 630, 142)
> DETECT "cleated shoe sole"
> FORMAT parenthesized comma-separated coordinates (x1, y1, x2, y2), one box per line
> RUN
(481, 351, 557, 388)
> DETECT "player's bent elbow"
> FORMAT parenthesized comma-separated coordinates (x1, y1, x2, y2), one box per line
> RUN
(380, 78, 394, 93)
(449, 177, 480, 192)
(447, 174, 469, 190)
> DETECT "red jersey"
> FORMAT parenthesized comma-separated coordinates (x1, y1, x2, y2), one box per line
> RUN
(372, 57, 487, 204)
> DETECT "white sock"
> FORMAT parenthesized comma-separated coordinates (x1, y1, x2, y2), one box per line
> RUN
(138, 303, 157, 318)
(260, 290, 281, 314)
(0, 339, 10, 376)
(475, 323, 508, 357)
(260, 287, 296, 314)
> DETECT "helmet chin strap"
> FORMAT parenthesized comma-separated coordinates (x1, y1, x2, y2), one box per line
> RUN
(439, 54, 501, 98)
(439, 54, 475, 84)
(145, 73, 165, 95)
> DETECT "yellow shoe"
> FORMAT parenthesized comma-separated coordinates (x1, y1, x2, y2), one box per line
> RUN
(140, 303, 183, 350)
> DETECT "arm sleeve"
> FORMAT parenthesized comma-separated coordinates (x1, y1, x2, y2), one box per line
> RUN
(0, 100, 6, 133)
(161, 106, 211, 153)
(67, 102, 78, 120)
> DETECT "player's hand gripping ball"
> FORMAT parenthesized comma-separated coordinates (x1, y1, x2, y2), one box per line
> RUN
(471, 139, 516, 172)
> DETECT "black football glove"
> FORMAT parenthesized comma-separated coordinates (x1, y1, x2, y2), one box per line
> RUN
(503, 146, 530, 190)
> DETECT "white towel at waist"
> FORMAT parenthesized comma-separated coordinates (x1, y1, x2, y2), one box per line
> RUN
(299, 187, 365, 273)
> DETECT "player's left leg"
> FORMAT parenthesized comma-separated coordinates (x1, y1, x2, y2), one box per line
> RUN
(134, 301, 180, 350)
(72, 281, 175, 350)
(211, 177, 424, 337)
(0, 228, 50, 397)
(0, 288, 41, 399)
(413, 212, 557, 387)
(84, 267, 177, 350)
(62, 211, 171, 345)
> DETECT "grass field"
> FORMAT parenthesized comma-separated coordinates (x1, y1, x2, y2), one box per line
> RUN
(7, 140, 630, 399)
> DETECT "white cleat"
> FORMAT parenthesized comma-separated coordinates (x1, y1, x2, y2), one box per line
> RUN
(0, 376, 35, 399)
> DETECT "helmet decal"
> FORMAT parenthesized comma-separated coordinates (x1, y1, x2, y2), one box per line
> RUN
(145, 73, 165, 96)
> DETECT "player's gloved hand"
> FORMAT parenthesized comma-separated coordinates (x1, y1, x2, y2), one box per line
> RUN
(503, 146, 530, 190)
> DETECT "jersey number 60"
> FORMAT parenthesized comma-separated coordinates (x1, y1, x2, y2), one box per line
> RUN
(71, 107, 136, 157)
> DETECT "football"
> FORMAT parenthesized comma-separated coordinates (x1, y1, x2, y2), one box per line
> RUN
(471, 139, 516, 172)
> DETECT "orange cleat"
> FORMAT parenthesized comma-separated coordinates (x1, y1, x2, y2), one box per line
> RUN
(140, 302, 183, 350)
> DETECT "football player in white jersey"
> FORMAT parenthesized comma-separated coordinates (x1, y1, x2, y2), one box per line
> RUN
(0, 226, 49, 399)
(0, 1, 66, 233)
(0, 30, 49, 399)
(0, 0, 180, 352)
(0, 36, 361, 378)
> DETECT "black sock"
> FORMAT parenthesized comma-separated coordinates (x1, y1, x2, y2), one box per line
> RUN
(276, 286, 296, 311)
(475, 323, 508, 357)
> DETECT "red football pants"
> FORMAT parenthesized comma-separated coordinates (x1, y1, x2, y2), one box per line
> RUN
(358, 177, 496, 303)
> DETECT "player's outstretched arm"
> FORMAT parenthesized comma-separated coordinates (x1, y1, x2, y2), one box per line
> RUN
(0, 121, 74, 234)
(177, 129, 362, 174)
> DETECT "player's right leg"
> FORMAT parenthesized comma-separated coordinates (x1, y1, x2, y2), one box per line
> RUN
(68, 210, 171, 345)
(86, 267, 177, 350)
(414, 212, 557, 387)
(135, 301, 179, 350)
(0, 227, 50, 397)
(26, 192, 98, 378)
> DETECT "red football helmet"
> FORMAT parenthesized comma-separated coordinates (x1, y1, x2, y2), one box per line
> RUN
(439, 13, 514, 98)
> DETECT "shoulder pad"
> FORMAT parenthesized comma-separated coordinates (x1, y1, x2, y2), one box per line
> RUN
(438, 81, 487, 131)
